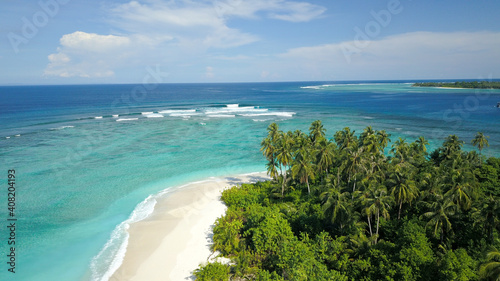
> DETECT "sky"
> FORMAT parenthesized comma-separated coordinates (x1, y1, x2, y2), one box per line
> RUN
(1, 0, 500, 85)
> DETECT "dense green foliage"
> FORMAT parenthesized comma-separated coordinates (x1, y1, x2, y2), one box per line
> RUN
(413, 81, 500, 89)
(196, 121, 500, 280)
(193, 262, 230, 280)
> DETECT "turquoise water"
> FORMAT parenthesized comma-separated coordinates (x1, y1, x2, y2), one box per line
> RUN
(0, 82, 499, 280)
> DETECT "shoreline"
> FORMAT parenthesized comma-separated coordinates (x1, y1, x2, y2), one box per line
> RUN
(109, 172, 269, 281)
(431, 86, 468, 90)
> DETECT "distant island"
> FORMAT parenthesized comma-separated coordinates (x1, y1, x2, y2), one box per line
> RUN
(413, 81, 500, 89)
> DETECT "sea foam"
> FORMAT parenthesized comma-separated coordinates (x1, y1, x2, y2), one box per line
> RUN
(144, 113, 164, 118)
(240, 112, 296, 118)
(169, 113, 201, 117)
(206, 114, 236, 118)
(116, 118, 139, 122)
(50, 126, 75, 130)
(90, 195, 157, 281)
(300, 85, 322, 90)
(204, 104, 267, 115)
(159, 109, 196, 114)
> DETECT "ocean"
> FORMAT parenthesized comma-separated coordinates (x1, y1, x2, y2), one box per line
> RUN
(0, 81, 499, 280)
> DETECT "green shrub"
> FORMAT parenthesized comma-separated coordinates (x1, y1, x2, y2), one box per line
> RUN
(212, 208, 244, 256)
(193, 262, 230, 281)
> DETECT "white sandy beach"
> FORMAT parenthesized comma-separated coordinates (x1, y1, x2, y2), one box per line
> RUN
(110, 172, 269, 281)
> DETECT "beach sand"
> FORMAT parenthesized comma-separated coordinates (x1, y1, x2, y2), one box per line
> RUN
(110, 172, 269, 281)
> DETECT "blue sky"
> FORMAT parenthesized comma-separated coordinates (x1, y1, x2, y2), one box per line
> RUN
(1, 0, 500, 85)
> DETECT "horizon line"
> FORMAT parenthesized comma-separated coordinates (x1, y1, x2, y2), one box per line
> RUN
(1, 78, 500, 87)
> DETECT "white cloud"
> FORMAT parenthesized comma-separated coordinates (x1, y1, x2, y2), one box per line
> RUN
(202, 26, 257, 48)
(267, 1, 326, 22)
(109, 1, 256, 49)
(213, 54, 251, 61)
(111, 1, 219, 28)
(44, 31, 132, 78)
(108, 0, 325, 48)
(205, 66, 215, 78)
(59, 32, 130, 53)
(44, 0, 327, 80)
(277, 31, 500, 80)
(215, 0, 326, 22)
(47, 53, 70, 64)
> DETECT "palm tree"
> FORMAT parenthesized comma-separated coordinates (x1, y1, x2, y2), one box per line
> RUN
(265, 160, 279, 180)
(391, 137, 410, 164)
(363, 152, 385, 183)
(261, 137, 278, 180)
(479, 245, 500, 281)
(357, 182, 374, 237)
(441, 135, 464, 159)
(321, 187, 351, 234)
(415, 136, 429, 154)
(388, 166, 419, 219)
(266, 122, 280, 142)
(472, 132, 489, 155)
(443, 168, 475, 211)
(309, 120, 326, 145)
(473, 196, 500, 243)
(364, 184, 391, 243)
(276, 131, 294, 196)
(359, 126, 375, 143)
(344, 146, 366, 194)
(376, 130, 391, 154)
(261, 123, 281, 180)
(362, 126, 375, 135)
(465, 150, 482, 169)
(315, 138, 336, 180)
(292, 129, 308, 151)
(334, 127, 358, 150)
(443, 134, 464, 150)
(421, 199, 456, 244)
(261, 137, 272, 160)
(362, 131, 379, 155)
(292, 147, 315, 194)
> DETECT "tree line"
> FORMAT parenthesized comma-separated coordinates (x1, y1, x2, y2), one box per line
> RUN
(195, 121, 500, 280)
(413, 81, 500, 89)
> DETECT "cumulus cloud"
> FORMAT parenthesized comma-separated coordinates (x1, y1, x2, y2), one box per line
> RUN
(45, 0, 326, 80)
(277, 31, 500, 80)
(44, 31, 132, 78)
(59, 32, 130, 53)
(107, 0, 325, 49)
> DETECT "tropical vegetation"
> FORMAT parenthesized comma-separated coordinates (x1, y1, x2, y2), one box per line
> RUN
(412, 81, 500, 89)
(195, 121, 500, 280)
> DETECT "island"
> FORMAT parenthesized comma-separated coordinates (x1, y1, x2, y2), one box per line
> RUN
(413, 81, 500, 89)
(195, 121, 500, 281)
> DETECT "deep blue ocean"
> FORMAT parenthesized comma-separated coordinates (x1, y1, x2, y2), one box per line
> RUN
(0, 81, 499, 280)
